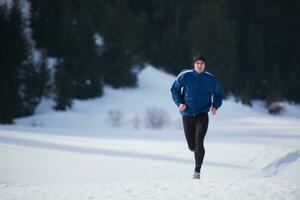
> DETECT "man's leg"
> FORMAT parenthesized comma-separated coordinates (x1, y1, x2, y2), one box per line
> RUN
(182, 115, 196, 152)
(194, 113, 209, 172)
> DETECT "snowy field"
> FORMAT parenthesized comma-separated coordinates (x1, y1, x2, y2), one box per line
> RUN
(1, 66, 300, 200)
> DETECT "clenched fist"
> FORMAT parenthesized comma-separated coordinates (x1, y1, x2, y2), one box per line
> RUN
(210, 106, 217, 115)
(179, 104, 187, 111)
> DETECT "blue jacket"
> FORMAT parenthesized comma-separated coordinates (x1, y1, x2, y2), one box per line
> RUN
(170, 69, 224, 116)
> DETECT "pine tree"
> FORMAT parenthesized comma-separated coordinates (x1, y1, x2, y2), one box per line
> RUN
(0, 2, 31, 123)
(53, 61, 73, 110)
(147, 0, 192, 74)
(254, 0, 286, 104)
(0, 1, 48, 123)
(231, 0, 299, 104)
(30, 0, 73, 109)
(0, 3, 27, 123)
(101, 0, 142, 88)
(30, 0, 64, 56)
(285, 0, 300, 103)
(60, 1, 104, 100)
(31, 0, 105, 109)
(19, 52, 49, 115)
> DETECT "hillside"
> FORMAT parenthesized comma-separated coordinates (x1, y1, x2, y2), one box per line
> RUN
(0, 65, 299, 200)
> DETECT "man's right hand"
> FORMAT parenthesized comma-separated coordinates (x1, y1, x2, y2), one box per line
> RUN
(179, 104, 186, 111)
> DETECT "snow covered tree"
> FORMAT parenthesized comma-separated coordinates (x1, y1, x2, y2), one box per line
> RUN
(0, 3, 24, 123)
(101, 0, 143, 88)
(0, 1, 47, 123)
(31, 0, 105, 109)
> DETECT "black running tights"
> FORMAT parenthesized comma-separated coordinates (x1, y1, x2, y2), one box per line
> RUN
(182, 113, 209, 172)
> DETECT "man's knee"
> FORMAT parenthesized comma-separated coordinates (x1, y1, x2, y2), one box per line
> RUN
(188, 145, 195, 152)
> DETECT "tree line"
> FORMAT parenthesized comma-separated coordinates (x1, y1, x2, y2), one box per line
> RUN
(1, 0, 299, 123)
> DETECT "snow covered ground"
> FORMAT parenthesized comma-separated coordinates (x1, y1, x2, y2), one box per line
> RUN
(0, 65, 300, 200)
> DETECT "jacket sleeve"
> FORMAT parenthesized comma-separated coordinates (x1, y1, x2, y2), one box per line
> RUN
(212, 78, 224, 109)
(170, 76, 184, 107)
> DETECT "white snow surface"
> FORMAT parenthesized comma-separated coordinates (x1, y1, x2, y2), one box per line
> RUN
(0, 65, 300, 200)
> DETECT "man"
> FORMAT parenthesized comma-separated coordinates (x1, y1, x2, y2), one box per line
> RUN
(170, 53, 224, 179)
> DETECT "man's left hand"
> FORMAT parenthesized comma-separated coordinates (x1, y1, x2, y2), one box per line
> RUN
(210, 107, 217, 115)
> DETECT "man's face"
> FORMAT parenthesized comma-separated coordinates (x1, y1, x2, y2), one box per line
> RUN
(194, 60, 205, 73)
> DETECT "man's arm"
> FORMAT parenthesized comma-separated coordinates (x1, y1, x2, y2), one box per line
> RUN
(170, 77, 184, 107)
(212, 78, 224, 113)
